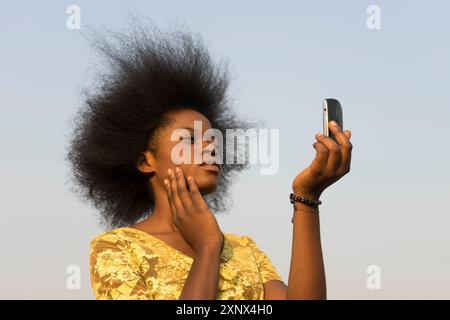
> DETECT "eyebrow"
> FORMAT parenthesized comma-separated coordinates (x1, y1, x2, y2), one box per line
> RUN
(178, 127, 214, 134)
(180, 127, 212, 132)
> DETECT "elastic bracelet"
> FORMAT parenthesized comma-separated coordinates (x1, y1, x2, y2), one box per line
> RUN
(289, 192, 321, 223)
(291, 208, 320, 223)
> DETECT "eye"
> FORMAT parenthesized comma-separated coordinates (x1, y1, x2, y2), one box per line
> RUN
(180, 135, 195, 144)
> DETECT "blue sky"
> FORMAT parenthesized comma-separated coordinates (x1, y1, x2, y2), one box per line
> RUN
(1, 1, 449, 299)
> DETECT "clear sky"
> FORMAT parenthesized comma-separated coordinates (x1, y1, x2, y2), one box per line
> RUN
(1, 0, 449, 299)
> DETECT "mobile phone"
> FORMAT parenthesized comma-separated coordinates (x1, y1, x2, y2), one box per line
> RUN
(323, 98, 343, 143)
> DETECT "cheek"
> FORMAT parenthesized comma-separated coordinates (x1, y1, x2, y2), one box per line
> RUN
(155, 147, 203, 180)
(153, 159, 173, 182)
(180, 164, 197, 178)
(166, 144, 197, 169)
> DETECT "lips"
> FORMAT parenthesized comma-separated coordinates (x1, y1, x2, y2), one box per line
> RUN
(200, 163, 220, 174)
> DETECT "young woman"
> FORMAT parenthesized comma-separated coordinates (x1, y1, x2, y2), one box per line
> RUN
(67, 23, 352, 300)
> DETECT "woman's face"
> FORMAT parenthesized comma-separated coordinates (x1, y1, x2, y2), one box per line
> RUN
(143, 108, 222, 195)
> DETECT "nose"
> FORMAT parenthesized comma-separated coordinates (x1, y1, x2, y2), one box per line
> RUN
(202, 137, 218, 163)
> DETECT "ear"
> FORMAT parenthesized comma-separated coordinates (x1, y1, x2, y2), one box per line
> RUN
(136, 151, 156, 174)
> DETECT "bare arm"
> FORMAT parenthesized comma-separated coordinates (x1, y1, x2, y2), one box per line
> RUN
(287, 122, 352, 299)
(264, 121, 352, 300)
(178, 245, 222, 300)
(263, 201, 325, 300)
(287, 201, 326, 299)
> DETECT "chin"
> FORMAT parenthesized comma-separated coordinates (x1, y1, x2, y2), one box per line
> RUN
(194, 174, 220, 195)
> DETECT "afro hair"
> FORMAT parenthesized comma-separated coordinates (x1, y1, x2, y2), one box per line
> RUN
(66, 21, 259, 228)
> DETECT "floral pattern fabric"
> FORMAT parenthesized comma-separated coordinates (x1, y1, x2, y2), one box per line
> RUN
(89, 227, 284, 299)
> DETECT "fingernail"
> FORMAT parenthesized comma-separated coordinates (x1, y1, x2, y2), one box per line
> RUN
(316, 133, 322, 138)
(330, 121, 337, 126)
(167, 168, 172, 175)
(175, 167, 180, 173)
(163, 178, 168, 185)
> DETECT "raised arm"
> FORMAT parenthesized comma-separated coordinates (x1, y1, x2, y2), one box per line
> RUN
(287, 121, 352, 299)
(263, 122, 352, 300)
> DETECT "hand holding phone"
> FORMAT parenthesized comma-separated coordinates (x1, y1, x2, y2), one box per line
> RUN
(323, 98, 343, 142)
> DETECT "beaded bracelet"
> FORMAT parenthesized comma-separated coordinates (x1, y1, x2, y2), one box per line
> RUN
(289, 192, 322, 206)
(290, 192, 321, 222)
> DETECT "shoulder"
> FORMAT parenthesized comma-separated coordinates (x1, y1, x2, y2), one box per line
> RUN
(89, 227, 146, 253)
(225, 233, 271, 260)
(222, 232, 257, 248)
(226, 233, 284, 283)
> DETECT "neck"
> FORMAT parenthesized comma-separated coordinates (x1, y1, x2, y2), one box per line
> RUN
(134, 184, 180, 234)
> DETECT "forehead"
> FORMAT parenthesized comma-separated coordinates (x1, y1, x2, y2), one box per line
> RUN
(164, 108, 212, 130)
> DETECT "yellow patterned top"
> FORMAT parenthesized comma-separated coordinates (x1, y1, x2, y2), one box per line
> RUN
(89, 227, 284, 300)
